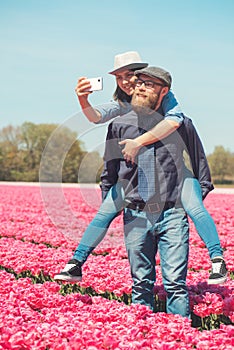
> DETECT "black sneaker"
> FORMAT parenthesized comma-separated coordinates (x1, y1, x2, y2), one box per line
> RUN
(54, 259, 82, 282)
(208, 257, 227, 284)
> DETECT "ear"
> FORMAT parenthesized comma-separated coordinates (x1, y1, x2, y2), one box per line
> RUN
(156, 86, 169, 109)
(160, 86, 169, 99)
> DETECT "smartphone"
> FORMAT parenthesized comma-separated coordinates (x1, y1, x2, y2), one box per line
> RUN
(85, 77, 103, 91)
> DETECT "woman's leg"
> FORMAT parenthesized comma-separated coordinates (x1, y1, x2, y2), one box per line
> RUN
(73, 182, 125, 263)
(181, 177, 227, 284)
(181, 177, 222, 259)
(54, 183, 125, 282)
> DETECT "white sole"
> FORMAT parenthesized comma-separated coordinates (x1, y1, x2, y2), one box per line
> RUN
(54, 274, 82, 282)
(207, 275, 227, 285)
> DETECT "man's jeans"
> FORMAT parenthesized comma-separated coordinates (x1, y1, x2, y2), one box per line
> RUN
(73, 176, 222, 265)
(123, 206, 190, 318)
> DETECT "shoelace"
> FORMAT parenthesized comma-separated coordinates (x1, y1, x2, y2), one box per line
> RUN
(63, 263, 77, 272)
(212, 261, 223, 274)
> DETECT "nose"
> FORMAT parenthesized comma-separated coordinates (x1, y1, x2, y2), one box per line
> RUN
(122, 77, 130, 84)
(137, 81, 146, 89)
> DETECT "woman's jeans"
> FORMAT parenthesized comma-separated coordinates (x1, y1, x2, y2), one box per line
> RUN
(123, 207, 190, 317)
(73, 177, 223, 263)
(73, 183, 125, 262)
(181, 177, 222, 259)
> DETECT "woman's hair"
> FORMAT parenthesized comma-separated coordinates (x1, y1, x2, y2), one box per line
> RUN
(113, 86, 131, 104)
(112, 69, 135, 105)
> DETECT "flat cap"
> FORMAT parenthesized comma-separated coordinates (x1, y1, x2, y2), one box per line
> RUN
(134, 66, 172, 88)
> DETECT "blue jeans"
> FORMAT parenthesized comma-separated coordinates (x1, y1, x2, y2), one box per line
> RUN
(181, 176, 223, 259)
(73, 182, 125, 262)
(73, 175, 222, 263)
(123, 207, 190, 318)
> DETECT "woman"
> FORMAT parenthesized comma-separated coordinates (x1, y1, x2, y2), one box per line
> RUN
(54, 51, 227, 285)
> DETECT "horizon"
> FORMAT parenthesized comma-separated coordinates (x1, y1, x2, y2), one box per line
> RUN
(1, 0, 234, 155)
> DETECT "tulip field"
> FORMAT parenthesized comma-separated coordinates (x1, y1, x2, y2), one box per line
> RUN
(0, 182, 234, 349)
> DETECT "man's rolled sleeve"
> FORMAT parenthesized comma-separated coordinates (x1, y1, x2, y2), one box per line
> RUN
(162, 90, 184, 125)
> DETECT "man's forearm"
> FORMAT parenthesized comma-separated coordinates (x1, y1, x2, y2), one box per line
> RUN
(134, 120, 180, 147)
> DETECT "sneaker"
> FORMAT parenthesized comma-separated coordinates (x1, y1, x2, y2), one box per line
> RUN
(54, 259, 82, 282)
(208, 257, 227, 284)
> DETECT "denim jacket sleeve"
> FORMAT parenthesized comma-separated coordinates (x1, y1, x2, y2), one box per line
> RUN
(161, 90, 184, 124)
(96, 91, 184, 125)
(95, 101, 131, 124)
(183, 117, 214, 199)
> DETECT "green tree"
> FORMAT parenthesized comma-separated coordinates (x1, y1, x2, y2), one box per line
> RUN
(62, 135, 87, 183)
(77, 151, 104, 183)
(207, 146, 233, 183)
(0, 122, 103, 183)
(0, 125, 23, 180)
(19, 122, 59, 181)
(39, 124, 86, 183)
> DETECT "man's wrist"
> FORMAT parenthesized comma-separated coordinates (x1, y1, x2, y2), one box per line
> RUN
(133, 137, 144, 149)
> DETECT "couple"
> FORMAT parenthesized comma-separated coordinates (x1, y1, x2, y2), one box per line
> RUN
(55, 52, 227, 318)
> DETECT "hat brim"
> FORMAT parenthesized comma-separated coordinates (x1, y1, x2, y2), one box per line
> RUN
(109, 62, 148, 75)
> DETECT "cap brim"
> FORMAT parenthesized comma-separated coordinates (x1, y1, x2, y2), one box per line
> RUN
(109, 63, 148, 75)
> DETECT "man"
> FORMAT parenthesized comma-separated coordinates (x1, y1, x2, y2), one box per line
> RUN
(101, 66, 191, 317)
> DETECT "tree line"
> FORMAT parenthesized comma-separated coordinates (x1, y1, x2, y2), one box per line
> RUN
(207, 146, 234, 184)
(0, 122, 233, 184)
(0, 122, 103, 183)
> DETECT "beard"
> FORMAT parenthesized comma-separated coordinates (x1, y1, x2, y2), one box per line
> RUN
(131, 91, 160, 115)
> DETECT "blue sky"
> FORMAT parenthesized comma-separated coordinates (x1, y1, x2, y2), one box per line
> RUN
(1, 0, 234, 155)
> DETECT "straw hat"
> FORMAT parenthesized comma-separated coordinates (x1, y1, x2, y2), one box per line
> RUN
(109, 51, 148, 75)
